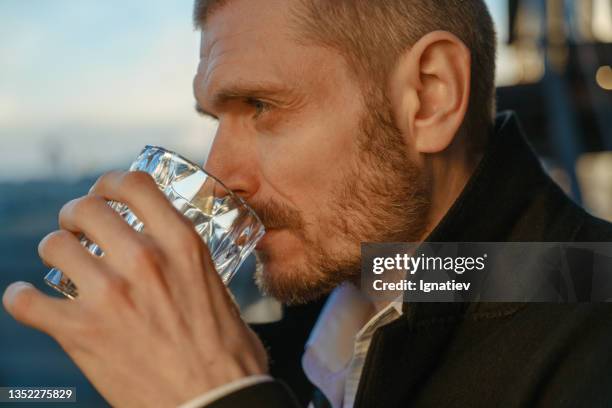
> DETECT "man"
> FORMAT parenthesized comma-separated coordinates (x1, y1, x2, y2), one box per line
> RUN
(4, 0, 612, 407)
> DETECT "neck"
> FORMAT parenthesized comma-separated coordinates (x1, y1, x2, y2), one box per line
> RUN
(419, 140, 483, 241)
(368, 144, 481, 314)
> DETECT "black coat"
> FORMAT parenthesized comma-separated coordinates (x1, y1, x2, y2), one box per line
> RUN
(209, 112, 612, 408)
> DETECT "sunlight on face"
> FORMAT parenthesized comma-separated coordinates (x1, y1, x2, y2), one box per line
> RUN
(194, 0, 430, 303)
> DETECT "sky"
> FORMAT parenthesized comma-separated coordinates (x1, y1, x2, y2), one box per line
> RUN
(0, 0, 508, 182)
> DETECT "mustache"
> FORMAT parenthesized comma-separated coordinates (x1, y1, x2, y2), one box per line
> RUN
(248, 199, 304, 231)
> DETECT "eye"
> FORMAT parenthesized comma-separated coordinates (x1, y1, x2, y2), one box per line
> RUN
(245, 97, 270, 118)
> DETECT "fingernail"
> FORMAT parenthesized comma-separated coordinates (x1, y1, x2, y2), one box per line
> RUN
(3, 281, 33, 307)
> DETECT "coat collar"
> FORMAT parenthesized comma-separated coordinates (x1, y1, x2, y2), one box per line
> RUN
(355, 113, 586, 407)
(426, 111, 548, 243)
(402, 111, 580, 319)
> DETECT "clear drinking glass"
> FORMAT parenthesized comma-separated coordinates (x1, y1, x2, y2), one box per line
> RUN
(44, 145, 265, 299)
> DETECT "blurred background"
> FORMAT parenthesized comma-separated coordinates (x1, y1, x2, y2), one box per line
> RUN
(0, 0, 610, 406)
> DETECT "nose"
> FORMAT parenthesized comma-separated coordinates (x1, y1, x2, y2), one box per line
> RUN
(203, 122, 260, 201)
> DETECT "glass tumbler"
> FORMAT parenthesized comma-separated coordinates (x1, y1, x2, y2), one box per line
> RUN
(44, 145, 265, 299)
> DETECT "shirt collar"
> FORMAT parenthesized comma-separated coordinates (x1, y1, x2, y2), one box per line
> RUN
(302, 283, 402, 407)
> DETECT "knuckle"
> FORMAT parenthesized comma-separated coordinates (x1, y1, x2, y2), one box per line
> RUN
(128, 242, 164, 277)
(97, 274, 130, 300)
(122, 171, 154, 191)
(59, 195, 105, 224)
(90, 170, 122, 194)
(131, 242, 157, 264)
(91, 174, 106, 192)
(176, 227, 203, 256)
(38, 230, 73, 258)
(78, 194, 104, 211)
(88, 175, 106, 195)
(58, 198, 78, 223)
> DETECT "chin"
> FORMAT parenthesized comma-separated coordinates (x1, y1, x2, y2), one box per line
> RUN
(255, 245, 302, 280)
(253, 229, 345, 304)
(254, 249, 320, 304)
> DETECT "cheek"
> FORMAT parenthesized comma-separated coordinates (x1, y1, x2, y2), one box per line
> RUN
(255, 114, 363, 219)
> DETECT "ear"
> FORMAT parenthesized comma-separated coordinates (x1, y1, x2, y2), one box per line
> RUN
(388, 31, 471, 154)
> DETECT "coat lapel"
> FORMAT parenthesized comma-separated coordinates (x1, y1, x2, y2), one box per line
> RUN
(354, 111, 582, 407)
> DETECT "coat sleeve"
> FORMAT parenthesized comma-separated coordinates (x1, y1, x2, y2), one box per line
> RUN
(204, 380, 303, 408)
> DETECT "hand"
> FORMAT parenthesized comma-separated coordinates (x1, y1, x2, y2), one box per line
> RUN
(2, 171, 268, 407)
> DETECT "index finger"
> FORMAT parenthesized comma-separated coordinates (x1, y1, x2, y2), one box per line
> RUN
(89, 171, 193, 241)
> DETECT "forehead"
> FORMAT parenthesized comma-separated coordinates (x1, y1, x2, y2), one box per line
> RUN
(198, 0, 299, 83)
(195, 0, 358, 103)
(200, 0, 294, 55)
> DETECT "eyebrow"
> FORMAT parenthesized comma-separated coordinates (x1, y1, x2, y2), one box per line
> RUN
(194, 81, 298, 118)
(195, 103, 216, 119)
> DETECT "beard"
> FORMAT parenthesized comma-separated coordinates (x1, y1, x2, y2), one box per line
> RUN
(252, 96, 431, 305)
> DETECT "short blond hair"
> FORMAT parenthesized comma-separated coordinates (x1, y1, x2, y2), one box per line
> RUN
(194, 0, 497, 147)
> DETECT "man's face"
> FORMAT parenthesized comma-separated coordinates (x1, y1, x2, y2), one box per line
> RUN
(194, 0, 430, 303)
